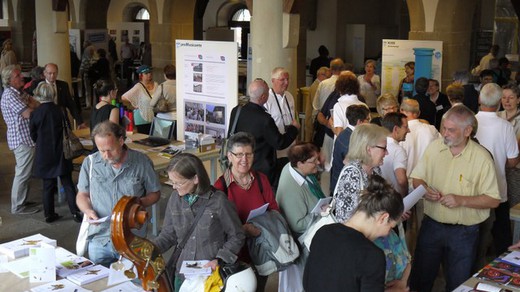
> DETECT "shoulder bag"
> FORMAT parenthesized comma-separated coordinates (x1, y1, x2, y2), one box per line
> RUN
(153, 84, 169, 113)
(62, 111, 84, 160)
(219, 106, 242, 172)
(76, 155, 93, 256)
(134, 82, 154, 125)
(165, 193, 211, 279)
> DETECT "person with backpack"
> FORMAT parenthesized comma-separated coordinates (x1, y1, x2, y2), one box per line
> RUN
(214, 132, 279, 292)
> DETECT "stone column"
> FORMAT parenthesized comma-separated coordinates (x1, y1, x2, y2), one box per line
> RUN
(250, 0, 299, 97)
(407, 0, 477, 89)
(35, 0, 71, 84)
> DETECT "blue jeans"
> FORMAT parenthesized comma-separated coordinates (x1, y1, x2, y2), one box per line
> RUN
(88, 237, 120, 268)
(410, 216, 479, 292)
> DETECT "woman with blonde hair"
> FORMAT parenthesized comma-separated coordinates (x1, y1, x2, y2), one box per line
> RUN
(333, 123, 389, 222)
(358, 59, 381, 110)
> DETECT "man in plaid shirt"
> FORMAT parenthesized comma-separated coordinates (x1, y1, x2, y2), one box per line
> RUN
(0, 65, 40, 214)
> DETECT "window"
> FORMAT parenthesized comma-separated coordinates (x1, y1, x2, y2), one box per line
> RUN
(229, 8, 250, 59)
(136, 8, 150, 20)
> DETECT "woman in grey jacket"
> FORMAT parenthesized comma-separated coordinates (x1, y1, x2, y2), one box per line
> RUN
(152, 153, 245, 291)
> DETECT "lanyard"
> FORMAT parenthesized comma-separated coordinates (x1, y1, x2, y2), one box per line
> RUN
(271, 88, 293, 126)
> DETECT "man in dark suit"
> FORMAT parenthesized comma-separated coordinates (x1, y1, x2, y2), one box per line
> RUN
(43, 63, 86, 128)
(228, 79, 299, 185)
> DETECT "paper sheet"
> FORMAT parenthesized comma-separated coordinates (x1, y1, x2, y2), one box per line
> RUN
(246, 203, 269, 222)
(100, 281, 143, 292)
(311, 197, 333, 214)
(29, 243, 56, 283)
(403, 185, 427, 212)
(501, 250, 520, 266)
(88, 216, 110, 224)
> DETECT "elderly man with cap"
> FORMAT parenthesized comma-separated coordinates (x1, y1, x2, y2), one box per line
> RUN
(122, 65, 158, 134)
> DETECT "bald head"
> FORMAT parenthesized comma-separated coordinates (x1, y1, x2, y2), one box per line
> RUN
(330, 58, 345, 75)
(248, 79, 269, 105)
(400, 99, 420, 119)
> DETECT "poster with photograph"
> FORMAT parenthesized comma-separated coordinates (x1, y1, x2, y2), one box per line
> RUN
(176, 40, 238, 141)
(381, 39, 443, 97)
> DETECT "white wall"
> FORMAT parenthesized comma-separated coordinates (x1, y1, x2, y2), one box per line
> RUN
(306, 0, 338, 64)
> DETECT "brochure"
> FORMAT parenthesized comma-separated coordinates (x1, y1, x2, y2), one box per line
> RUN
(29, 243, 56, 283)
(30, 279, 91, 292)
(0, 233, 57, 259)
(55, 247, 94, 277)
(179, 260, 212, 278)
(66, 264, 110, 286)
(246, 203, 269, 222)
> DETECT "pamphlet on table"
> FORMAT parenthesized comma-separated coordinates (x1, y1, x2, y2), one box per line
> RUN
(0, 233, 56, 259)
(30, 278, 91, 292)
(66, 264, 110, 285)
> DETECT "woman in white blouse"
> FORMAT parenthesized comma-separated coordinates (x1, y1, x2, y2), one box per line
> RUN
(358, 59, 381, 110)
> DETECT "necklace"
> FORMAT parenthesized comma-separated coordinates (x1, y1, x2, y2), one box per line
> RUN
(232, 171, 253, 189)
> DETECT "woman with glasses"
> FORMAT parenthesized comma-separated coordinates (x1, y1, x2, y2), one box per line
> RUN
(152, 153, 245, 291)
(276, 142, 325, 291)
(214, 132, 279, 291)
(90, 79, 119, 153)
(333, 123, 389, 222)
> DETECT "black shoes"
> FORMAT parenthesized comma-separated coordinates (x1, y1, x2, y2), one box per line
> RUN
(72, 212, 83, 223)
(45, 213, 63, 223)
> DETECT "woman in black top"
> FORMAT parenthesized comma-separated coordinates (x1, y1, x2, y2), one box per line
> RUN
(90, 79, 119, 152)
(303, 175, 404, 292)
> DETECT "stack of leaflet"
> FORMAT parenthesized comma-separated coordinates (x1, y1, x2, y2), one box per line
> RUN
(0, 233, 57, 259)
(55, 247, 94, 277)
(30, 279, 91, 292)
(474, 250, 520, 290)
(66, 264, 110, 286)
(180, 260, 212, 279)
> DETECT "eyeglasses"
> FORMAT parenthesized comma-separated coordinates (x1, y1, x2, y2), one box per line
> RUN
(169, 178, 192, 188)
(373, 145, 387, 152)
(304, 159, 320, 165)
(230, 151, 254, 159)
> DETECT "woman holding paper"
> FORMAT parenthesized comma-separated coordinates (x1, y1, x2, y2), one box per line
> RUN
(152, 153, 245, 291)
(214, 132, 279, 291)
(303, 175, 404, 292)
(276, 142, 325, 291)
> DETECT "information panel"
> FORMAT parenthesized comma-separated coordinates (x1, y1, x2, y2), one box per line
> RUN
(175, 40, 238, 142)
(381, 39, 443, 97)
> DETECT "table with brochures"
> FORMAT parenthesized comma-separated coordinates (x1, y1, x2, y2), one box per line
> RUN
(456, 250, 520, 292)
(0, 234, 143, 292)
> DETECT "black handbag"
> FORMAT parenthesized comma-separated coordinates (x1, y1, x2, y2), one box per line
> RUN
(62, 112, 84, 160)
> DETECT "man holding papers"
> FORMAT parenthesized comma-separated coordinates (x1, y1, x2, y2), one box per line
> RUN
(76, 121, 161, 267)
(409, 105, 500, 292)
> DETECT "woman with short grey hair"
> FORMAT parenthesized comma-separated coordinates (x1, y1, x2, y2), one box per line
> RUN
(29, 82, 82, 223)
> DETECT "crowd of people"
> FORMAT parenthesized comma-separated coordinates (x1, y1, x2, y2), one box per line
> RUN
(3, 39, 520, 292)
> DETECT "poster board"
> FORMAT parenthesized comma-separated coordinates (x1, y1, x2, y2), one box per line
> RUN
(84, 29, 109, 53)
(175, 40, 238, 142)
(381, 39, 443, 97)
(69, 29, 81, 59)
(107, 22, 145, 59)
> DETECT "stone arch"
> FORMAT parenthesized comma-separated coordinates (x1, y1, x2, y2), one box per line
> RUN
(216, 0, 248, 27)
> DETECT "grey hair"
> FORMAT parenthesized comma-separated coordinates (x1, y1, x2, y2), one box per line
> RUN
(452, 71, 470, 84)
(33, 82, 55, 103)
(271, 67, 288, 79)
(442, 104, 478, 136)
(1, 64, 20, 87)
(248, 79, 268, 101)
(479, 83, 502, 108)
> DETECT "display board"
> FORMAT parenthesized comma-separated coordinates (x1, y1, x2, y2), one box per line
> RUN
(381, 39, 443, 97)
(175, 40, 238, 142)
(107, 22, 145, 58)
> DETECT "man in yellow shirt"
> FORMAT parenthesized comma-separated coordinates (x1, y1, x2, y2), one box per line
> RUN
(409, 105, 500, 292)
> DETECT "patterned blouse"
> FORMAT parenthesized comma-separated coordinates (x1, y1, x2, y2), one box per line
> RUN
(333, 160, 381, 222)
